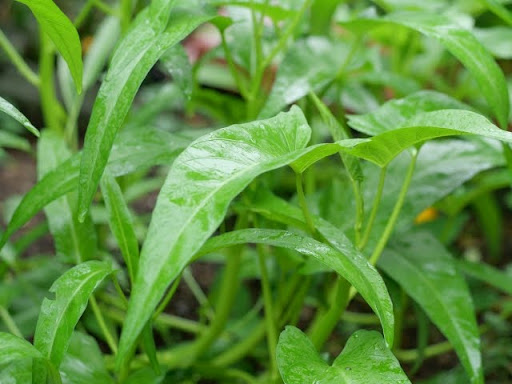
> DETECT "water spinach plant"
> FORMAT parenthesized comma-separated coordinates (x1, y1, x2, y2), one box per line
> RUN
(1, 0, 512, 383)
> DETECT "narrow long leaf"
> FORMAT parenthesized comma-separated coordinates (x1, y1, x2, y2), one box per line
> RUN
(15, 0, 83, 93)
(100, 171, 139, 282)
(117, 106, 312, 368)
(38, 131, 97, 263)
(77, 4, 212, 220)
(33, 261, 113, 367)
(342, 11, 509, 127)
(347, 91, 471, 136)
(0, 96, 39, 137)
(379, 232, 482, 384)
(277, 327, 410, 384)
(0, 128, 189, 250)
(199, 228, 394, 346)
(0, 332, 43, 366)
(457, 260, 512, 296)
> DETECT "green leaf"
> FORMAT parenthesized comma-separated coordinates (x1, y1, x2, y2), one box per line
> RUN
(59, 332, 114, 384)
(100, 171, 139, 283)
(199, 227, 394, 346)
(15, 0, 83, 93)
(347, 91, 471, 136)
(0, 130, 31, 151)
(33, 261, 113, 367)
(77, 3, 213, 220)
(259, 37, 349, 118)
(0, 332, 43, 366)
(117, 106, 313, 368)
(473, 27, 512, 59)
(457, 260, 512, 296)
(343, 11, 510, 127)
(159, 44, 193, 99)
(38, 131, 97, 263)
(343, 110, 512, 167)
(379, 232, 482, 384)
(0, 128, 189, 251)
(0, 358, 32, 384)
(277, 326, 410, 384)
(0, 96, 39, 137)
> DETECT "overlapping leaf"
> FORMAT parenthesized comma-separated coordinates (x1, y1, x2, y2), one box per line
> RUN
(277, 327, 410, 384)
(199, 227, 394, 346)
(77, 2, 213, 219)
(342, 11, 510, 127)
(15, 0, 83, 92)
(117, 106, 313, 368)
(0, 96, 39, 137)
(38, 131, 97, 263)
(379, 232, 482, 383)
(0, 332, 43, 366)
(0, 128, 189, 250)
(33, 261, 113, 367)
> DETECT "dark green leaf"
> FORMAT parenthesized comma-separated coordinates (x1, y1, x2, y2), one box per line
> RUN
(15, 0, 83, 93)
(33, 261, 113, 367)
(277, 326, 410, 384)
(117, 106, 313, 368)
(77, 3, 213, 220)
(343, 11, 510, 127)
(379, 232, 482, 383)
(0, 96, 39, 137)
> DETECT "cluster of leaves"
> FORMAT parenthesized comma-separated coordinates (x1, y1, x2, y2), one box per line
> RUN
(1, 0, 512, 383)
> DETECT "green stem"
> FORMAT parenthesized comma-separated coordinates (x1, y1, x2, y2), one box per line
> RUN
(256, 243, 278, 382)
(352, 181, 364, 247)
(368, 149, 418, 266)
(246, 0, 313, 118)
(153, 274, 181, 319)
(394, 340, 453, 362)
(307, 277, 350, 349)
(296, 172, 316, 234)
(0, 306, 23, 338)
(183, 267, 215, 321)
(74, 0, 96, 28)
(221, 32, 249, 99)
(184, 214, 248, 365)
(120, 0, 133, 33)
(39, 33, 65, 132)
(89, 296, 118, 354)
(0, 29, 39, 88)
(358, 165, 387, 250)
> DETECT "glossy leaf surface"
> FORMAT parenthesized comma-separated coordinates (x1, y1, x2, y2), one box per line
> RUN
(343, 11, 510, 127)
(15, 0, 83, 93)
(78, 3, 212, 219)
(33, 261, 112, 367)
(347, 91, 470, 136)
(60, 332, 114, 384)
(0, 96, 39, 137)
(379, 232, 482, 383)
(200, 227, 394, 346)
(117, 106, 313, 368)
(100, 171, 139, 282)
(343, 110, 512, 167)
(0, 128, 189, 250)
(0, 332, 43, 365)
(277, 326, 410, 384)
